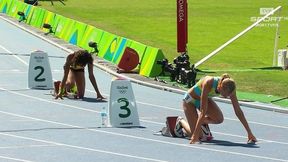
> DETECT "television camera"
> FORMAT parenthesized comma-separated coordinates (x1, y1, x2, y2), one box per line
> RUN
(157, 53, 197, 87)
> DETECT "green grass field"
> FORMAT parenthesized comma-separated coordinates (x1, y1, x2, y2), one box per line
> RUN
(39, 0, 288, 106)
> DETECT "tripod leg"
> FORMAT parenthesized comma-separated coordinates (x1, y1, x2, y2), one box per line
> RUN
(32, 0, 39, 5)
(59, 0, 66, 5)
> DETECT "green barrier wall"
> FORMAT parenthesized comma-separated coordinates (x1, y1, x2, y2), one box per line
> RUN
(97, 31, 119, 60)
(8, 0, 17, 13)
(140, 47, 165, 77)
(111, 37, 132, 64)
(66, 20, 87, 46)
(0, 0, 3, 8)
(98, 32, 134, 64)
(53, 14, 63, 37)
(53, 14, 67, 38)
(15, 0, 25, 14)
(1, 0, 15, 13)
(14, 1, 26, 19)
(0, 0, 2, 11)
(25, 4, 35, 23)
(128, 41, 147, 70)
(0, 0, 8, 13)
(28, 6, 45, 28)
(41, 10, 55, 33)
(8, 0, 26, 18)
(7, 0, 18, 17)
(78, 25, 104, 53)
(57, 17, 75, 40)
(3, 0, 166, 77)
(20, 3, 32, 24)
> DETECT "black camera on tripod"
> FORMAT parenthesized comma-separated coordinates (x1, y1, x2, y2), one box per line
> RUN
(173, 52, 190, 66)
(24, 0, 38, 5)
(179, 64, 197, 87)
(156, 58, 169, 66)
(173, 52, 190, 81)
(156, 59, 177, 81)
(156, 52, 197, 87)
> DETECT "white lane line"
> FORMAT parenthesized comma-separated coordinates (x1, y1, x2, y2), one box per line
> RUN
(0, 130, 166, 162)
(0, 16, 286, 159)
(0, 155, 34, 162)
(0, 44, 28, 66)
(141, 119, 288, 145)
(0, 69, 21, 72)
(0, 15, 74, 54)
(1, 88, 288, 161)
(5, 119, 36, 122)
(211, 131, 288, 145)
(0, 87, 99, 113)
(0, 144, 57, 149)
(1, 30, 285, 131)
(2, 86, 288, 146)
(0, 110, 287, 162)
(4, 84, 286, 132)
(0, 92, 165, 161)
(223, 117, 288, 129)
(135, 98, 288, 130)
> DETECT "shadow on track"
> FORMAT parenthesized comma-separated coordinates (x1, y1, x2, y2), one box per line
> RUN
(205, 139, 259, 148)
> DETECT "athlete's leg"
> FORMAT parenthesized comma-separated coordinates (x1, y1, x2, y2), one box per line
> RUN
(74, 71, 85, 98)
(65, 70, 76, 91)
(204, 98, 224, 124)
(182, 102, 198, 137)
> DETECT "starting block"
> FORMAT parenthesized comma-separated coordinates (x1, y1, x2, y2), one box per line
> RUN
(28, 50, 53, 89)
(108, 77, 140, 127)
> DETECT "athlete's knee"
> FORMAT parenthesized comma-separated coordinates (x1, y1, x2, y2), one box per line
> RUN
(214, 115, 224, 124)
(65, 82, 73, 89)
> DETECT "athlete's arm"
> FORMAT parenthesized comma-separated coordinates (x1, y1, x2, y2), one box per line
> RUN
(230, 91, 257, 143)
(87, 63, 104, 100)
(55, 54, 73, 99)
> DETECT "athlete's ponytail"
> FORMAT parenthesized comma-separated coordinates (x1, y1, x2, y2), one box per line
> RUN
(220, 73, 236, 94)
(221, 73, 230, 80)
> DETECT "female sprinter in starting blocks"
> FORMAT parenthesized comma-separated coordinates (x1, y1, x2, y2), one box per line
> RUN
(55, 50, 105, 100)
(178, 73, 257, 144)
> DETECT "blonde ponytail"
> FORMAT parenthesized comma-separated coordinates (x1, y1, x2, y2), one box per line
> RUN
(220, 73, 236, 94)
(221, 73, 230, 80)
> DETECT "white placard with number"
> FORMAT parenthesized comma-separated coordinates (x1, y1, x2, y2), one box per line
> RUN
(28, 50, 53, 89)
(109, 78, 140, 127)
